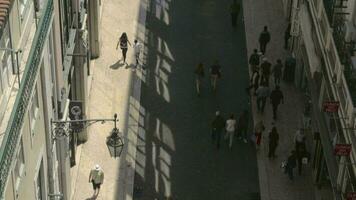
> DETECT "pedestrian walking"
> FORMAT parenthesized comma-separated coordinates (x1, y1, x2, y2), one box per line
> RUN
(211, 111, 225, 149)
(194, 62, 205, 96)
(260, 57, 272, 86)
(210, 60, 222, 92)
(285, 151, 297, 180)
(296, 145, 310, 175)
(272, 59, 283, 86)
(258, 26, 271, 55)
(294, 128, 306, 151)
(116, 32, 131, 64)
(250, 70, 260, 95)
(270, 85, 284, 120)
(268, 126, 279, 158)
(284, 23, 291, 49)
(237, 109, 249, 143)
(230, 0, 240, 27)
(249, 49, 261, 72)
(133, 39, 143, 68)
(225, 114, 237, 149)
(89, 164, 105, 198)
(254, 120, 265, 148)
(256, 83, 270, 113)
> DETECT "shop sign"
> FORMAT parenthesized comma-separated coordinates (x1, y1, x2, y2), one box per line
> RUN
(322, 101, 340, 113)
(69, 100, 83, 132)
(334, 144, 352, 156)
(347, 192, 356, 200)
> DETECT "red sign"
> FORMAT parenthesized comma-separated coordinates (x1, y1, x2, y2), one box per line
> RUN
(334, 144, 352, 156)
(323, 101, 340, 112)
(347, 192, 356, 200)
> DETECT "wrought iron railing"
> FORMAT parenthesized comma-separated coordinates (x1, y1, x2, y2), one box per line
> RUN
(0, 0, 53, 198)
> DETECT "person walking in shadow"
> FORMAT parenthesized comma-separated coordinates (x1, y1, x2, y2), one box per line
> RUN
(259, 26, 271, 55)
(285, 151, 297, 180)
(225, 113, 237, 149)
(211, 111, 225, 149)
(272, 59, 283, 86)
(270, 85, 284, 120)
(230, 0, 240, 27)
(256, 83, 270, 113)
(268, 126, 279, 158)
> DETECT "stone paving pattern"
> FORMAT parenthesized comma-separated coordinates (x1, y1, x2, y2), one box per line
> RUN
(133, 0, 259, 199)
(243, 0, 317, 199)
(69, 0, 333, 199)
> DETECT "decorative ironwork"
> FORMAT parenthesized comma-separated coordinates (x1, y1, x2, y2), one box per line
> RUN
(0, 0, 53, 198)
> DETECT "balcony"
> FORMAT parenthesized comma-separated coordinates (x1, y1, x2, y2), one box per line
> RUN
(331, 12, 356, 105)
(0, 0, 53, 198)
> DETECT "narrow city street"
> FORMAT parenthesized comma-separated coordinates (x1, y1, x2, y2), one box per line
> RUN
(134, 0, 260, 199)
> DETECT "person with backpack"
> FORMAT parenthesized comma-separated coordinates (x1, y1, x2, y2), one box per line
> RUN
(259, 26, 271, 55)
(230, 0, 240, 27)
(116, 32, 131, 64)
(249, 49, 260, 72)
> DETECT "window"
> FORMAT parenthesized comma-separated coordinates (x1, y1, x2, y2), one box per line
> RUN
(14, 138, 25, 190)
(19, 0, 29, 17)
(29, 84, 39, 132)
(34, 160, 45, 200)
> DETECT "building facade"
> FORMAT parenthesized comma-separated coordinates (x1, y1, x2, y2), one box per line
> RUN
(0, 0, 100, 199)
(283, 0, 356, 199)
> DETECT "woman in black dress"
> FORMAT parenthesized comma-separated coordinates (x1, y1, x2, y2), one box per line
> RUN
(116, 32, 131, 64)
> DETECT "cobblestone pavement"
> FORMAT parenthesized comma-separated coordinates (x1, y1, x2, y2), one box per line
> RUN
(243, 0, 317, 199)
(133, 0, 259, 199)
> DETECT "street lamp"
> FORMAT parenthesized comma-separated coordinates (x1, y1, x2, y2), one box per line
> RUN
(106, 114, 124, 157)
(51, 113, 124, 157)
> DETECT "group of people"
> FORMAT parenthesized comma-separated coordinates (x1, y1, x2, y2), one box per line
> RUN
(248, 26, 284, 120)
(247, 25, 311, 181)
(211, 110, 249, 150)
(116, 32, 144, 69)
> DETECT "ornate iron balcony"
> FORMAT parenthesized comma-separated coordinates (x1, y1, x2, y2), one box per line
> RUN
(0, 0, 53, 198)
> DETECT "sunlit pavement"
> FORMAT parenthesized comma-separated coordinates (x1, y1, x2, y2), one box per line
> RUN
(133, 0, 259, 199)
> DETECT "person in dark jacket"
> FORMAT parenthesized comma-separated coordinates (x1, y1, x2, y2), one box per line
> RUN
(260, 57, 272, 86)
(272, 59, 283, 86)
(259, 26, 271, 55)
(270, 86, 284, 120)
(285, 151, 297, 180)
(211, 111, 225, 149)
(249, 49, 260, 72)
(237, 109, 249, 143)
(268, 126, 279, 158)
(296, 145, 309, 175)
(230, 0, 240, 27)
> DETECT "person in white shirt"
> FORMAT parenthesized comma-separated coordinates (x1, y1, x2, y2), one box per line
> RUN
(133, 39, 143, 68)
(225, 114, 237, 149)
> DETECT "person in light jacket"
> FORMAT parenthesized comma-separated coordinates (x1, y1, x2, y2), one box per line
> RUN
(89, 164, 105, 198)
